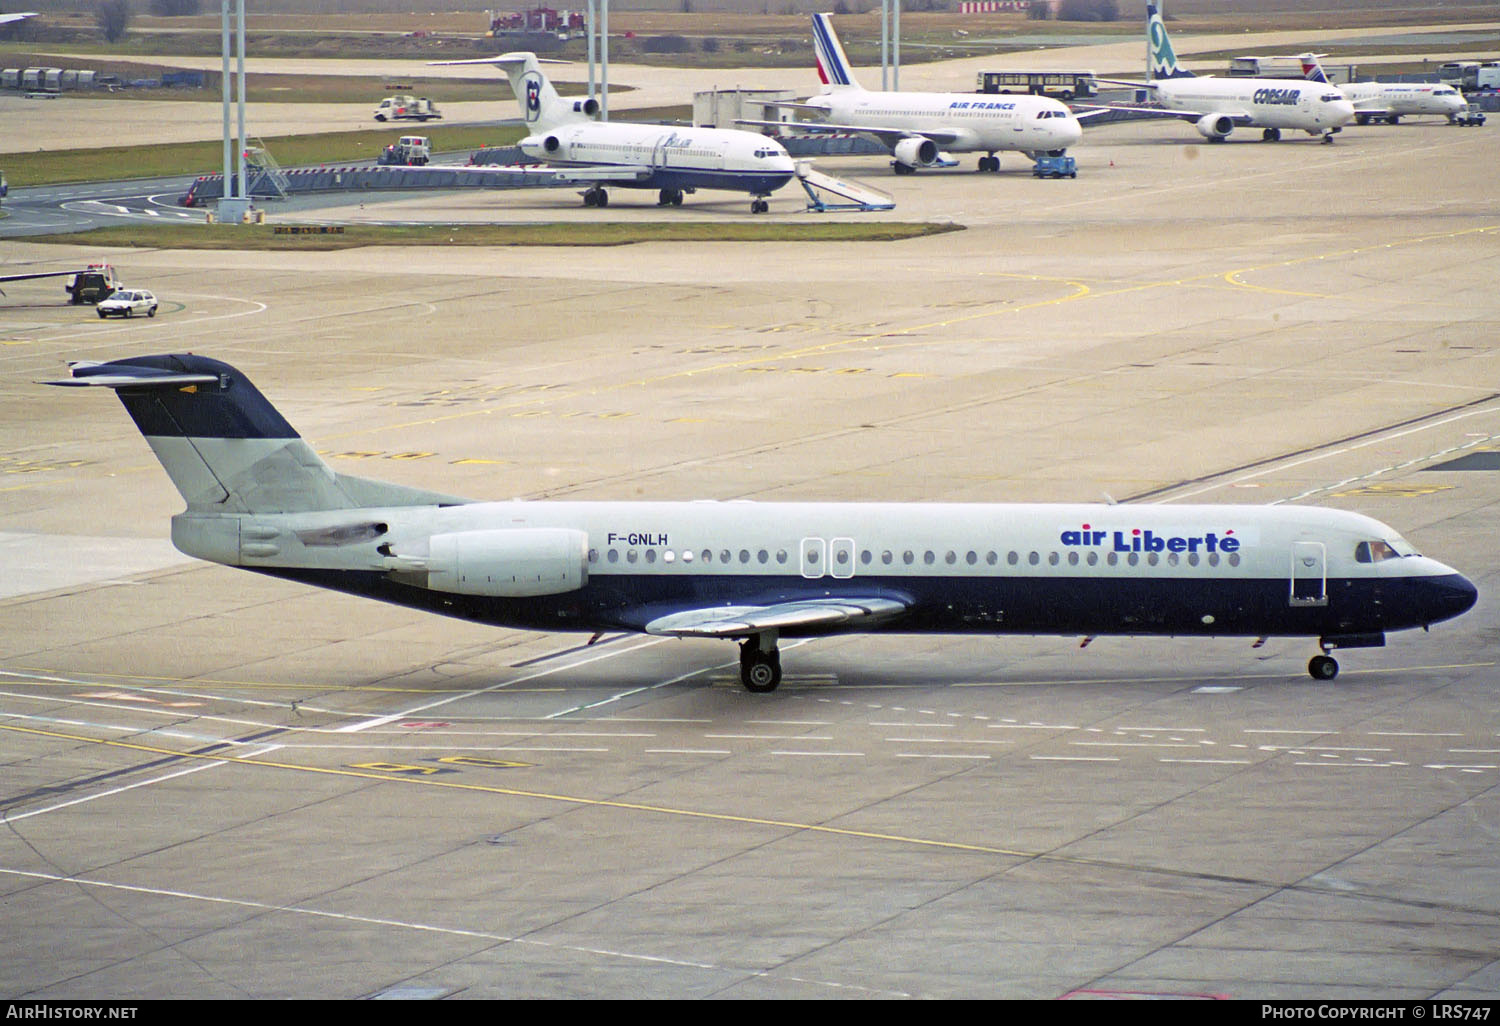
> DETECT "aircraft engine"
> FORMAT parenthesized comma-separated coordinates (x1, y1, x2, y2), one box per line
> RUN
(892, 136, 939, 168)
(1195, 113, 1235, 140)
(543, 134, 563, 154)
(426, 528, 588, 597)
(573, 97, 600, 117)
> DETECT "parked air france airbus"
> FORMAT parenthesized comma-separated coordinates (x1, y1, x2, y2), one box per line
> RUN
(50, 355, 1477, 693)
(742, 13, 1082, 174)
(1094, 4, 1354, 143)
(435, 52, 795, 212)
(1299, 55, 1467, 124)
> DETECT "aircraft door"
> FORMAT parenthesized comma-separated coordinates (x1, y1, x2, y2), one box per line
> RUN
(801, 537, 827, 579)
(1290, 541, 1327, 607)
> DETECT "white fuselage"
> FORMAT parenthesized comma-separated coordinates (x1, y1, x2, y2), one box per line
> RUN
(520, 120, 796, 193)
(811, 89, 1084, 154)
(1344, 81, 1467, 118)
(1157, 76, 1355, 132)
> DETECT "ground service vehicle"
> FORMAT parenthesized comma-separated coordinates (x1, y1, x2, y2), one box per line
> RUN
(65, 264, 119, 304)
(378, 136, 431, 166)
(1033, 154, 1077, 178)
(373, 96, 442, 122)
(1452, 103, 1487, 126)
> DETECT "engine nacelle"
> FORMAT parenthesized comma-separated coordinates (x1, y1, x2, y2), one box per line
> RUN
(892, 136, 939, 168)
(543, 134, 563, 154)
(573, 97, 600, 117)
(426, 528, 588, 597)
(1195, 113, 1235, 140)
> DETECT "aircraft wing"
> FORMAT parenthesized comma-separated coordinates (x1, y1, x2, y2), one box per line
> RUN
(0, 269, 84, 284)
(374, 163, 653, 185)
(735, 117, 963, 148)
(1078, 103, 1253, 125)
(644, 596, 909, 639)
(0, 13, 38, 26)
(540, 165, 654, 183)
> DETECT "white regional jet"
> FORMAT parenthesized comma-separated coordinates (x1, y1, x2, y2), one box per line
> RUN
(435, 52, 795, 212)
(1298, 55, 1467, 125)
(742, 12, 1082, 174)
(1094, 3, 1354, 143)
(49, 354, 1478, 692)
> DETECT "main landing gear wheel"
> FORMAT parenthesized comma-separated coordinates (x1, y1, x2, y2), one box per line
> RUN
(750, 198, 769, 214)
(978, 155, 999, 172)
(1262, 128, 1281, 142)
(892, 162, 916, 176)
(1308, 654, 1339, 680)
(658, 188, 684, 206)
(739, 639, 782, 693)
(583, 186, 609, 207)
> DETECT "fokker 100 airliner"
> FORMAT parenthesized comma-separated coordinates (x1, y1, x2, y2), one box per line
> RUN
(50, 355, 1477, 692)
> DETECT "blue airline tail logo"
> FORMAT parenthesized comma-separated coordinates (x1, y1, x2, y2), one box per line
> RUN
(525, 74, 542, 122)
(1146, 2, 1192, 80)
(811, 13, 858, 89)
(1301, 54, 1331, 84)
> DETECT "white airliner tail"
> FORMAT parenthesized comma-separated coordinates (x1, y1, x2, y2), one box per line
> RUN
(1146, 2, 1194, 81)
(432, 51, 598, 131)
(812, 13, 863, 92)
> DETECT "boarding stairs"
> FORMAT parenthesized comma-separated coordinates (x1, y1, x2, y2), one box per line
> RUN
(243, 138, 292, 200)
(795, 161, 895, 213)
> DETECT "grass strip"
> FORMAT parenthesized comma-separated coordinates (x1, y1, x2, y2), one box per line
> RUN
(3, 125, 526, 187)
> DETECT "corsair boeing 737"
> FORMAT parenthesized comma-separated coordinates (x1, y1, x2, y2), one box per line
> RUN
(741, 13, 1082, 174)
(48, 355, 1477, 693)
(1093, 4, 1354, 143)
(435, 52, 795, 212)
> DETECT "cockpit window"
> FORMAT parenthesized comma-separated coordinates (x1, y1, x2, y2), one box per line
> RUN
(1355, 537, 1419, 563)
(1320, 93, 1342, 103)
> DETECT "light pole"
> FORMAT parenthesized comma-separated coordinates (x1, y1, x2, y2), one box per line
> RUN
(217, 0, 251, 223)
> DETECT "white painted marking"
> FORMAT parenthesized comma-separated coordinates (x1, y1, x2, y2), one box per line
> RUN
(885, 737, 1010, 746)
(1158, 758, 1252, 765)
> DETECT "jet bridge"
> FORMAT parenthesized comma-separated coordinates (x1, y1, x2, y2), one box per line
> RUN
(795, 161, 895, 213)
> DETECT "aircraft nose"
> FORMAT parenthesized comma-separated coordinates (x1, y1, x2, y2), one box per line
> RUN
(1429, 571, 1479, 624)
(1060, 117, 1083, 147)
(1331, 100, 1355, 123)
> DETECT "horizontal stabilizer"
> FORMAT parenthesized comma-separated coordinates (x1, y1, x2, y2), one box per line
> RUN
(44, 361, 221, 389)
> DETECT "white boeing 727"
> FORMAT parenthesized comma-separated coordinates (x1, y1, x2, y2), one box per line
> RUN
(1094, 4, 1354, 143)
(741, 12, 1082, 174)
(436, 52, 796, 212)
(49, 355, 1477, 692)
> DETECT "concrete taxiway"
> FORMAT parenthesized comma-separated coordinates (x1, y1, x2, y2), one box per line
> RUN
(1, 108, 1499, 998)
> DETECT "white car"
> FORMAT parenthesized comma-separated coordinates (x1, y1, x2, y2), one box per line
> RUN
(97, 289, 158, 319)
